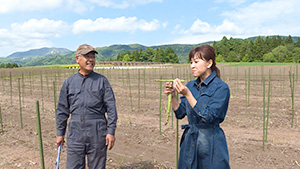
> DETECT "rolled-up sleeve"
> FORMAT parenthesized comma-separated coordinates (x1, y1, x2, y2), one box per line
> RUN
(103, 79, 118, 135)
(193, 83, 230, 123)
(56, 80, 70, 136)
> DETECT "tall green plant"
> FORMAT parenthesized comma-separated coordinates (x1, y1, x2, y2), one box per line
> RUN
(0, 106, 3, 134)
(176, 69, 179, 168)
(53, 81, 57, 121)
(289, 71, 295, 128)
(159, 76, 162, 134)
(30, 72, 33, 95)
(245, 70, 248, 107)
(40, 73, 44, 111)
(296, 65, 298, 82)
(46, 73, 50, 97)
(138, 69, 140, 110)
(262, 77, 266, 151)
(9, 71, 12, 105)
(143, 69, 146, 97)
(22, 72, 25, 105)
(235, 67, 238, 94)
(18, 78, 23, 128)
(283, 67, 286, 96)
(36, 101, 45, 169)
(127, 69, 133, 111)
(248, 67, 251, 106)
(1, 72, 4, 93)
(261, 65, 264, 82)
(266, 70, 271, 142)
(122, 68, 125, 87)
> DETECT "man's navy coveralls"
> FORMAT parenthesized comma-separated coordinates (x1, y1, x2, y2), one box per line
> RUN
(56, 71, 118, 169)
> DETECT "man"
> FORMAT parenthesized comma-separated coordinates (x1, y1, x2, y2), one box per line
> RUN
(56, 44, 118, 169)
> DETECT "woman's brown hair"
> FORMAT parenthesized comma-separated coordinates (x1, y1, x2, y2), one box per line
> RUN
(188, 45, 220, 78)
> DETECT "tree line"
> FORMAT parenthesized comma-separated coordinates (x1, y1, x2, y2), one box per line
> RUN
(213, 35, 300, 63)
(115, 46, 179, 63)
(0, 63, 22, 68)
(114, 35, 300, 64)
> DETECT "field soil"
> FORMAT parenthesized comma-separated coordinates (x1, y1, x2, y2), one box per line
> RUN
(0, 64, 300, 169)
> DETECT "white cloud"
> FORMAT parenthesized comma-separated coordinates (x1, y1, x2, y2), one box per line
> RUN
(215, 20, 243, 35)
(0, 27, 52, 56)
(221, 0, 300, 35)
(0, 18, 70, 56)
(65, 0, 89, 13)
(88, 0, 162, 9)
(72, 16, 163, 34)
(177, 19, 242, 35)
(214, 0, 248, 6)
(0, 0, 62, 13)
(174, 0, 300, 45)
(188, 19, 211, 34)
(11, 18, 69, 38)
(0, 0, 162, 13)
(169, 33, 225, 45)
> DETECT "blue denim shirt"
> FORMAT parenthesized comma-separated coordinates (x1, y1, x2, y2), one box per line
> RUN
(174, 71, 230, 169)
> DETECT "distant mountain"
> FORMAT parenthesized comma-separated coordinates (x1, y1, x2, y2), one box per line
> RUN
(1, 42, 209, 66)
(2, 47, 73, 66)
(7, 47, 72, 59)
(95, 43, 206, 63)
(1, 35, 299, 66)
(96, 44, 147, 61)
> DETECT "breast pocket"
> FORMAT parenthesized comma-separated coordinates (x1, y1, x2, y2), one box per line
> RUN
(68, 89, 81, 106)
(88, 89, 104, 107)
(199, 87, 217, 108)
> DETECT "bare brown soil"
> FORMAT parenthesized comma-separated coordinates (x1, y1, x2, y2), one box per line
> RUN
(0, 64, 300, 169)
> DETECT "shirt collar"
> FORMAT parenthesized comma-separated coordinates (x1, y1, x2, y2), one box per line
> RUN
(194, 71, 217, 87)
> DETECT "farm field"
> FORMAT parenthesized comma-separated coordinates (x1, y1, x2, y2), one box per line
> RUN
(0, 63, 300, 169)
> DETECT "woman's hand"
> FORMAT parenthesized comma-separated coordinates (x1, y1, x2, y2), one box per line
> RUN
(165, 82, 176, 97)
(173, 78, 188, 96)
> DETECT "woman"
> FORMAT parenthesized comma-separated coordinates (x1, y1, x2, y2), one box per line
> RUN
(165, 45, 230, 169)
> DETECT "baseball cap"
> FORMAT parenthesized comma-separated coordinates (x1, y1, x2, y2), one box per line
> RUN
(76, 44, 98, 55)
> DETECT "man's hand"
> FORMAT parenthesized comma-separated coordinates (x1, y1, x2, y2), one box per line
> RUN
(106, 134, 115, 150)
(56, 136, 65, 148)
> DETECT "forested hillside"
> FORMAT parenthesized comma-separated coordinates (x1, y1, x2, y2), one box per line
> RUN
(99, 35, 300, 64)
(0, 35, 299, 67)
(115, 46, 179, 63)
(213, 35, 300, 63)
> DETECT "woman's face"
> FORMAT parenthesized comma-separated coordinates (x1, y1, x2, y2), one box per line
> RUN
(190, 55, 212, 80)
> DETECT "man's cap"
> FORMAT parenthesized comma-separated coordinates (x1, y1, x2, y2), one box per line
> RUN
(76, 44, 98, 55)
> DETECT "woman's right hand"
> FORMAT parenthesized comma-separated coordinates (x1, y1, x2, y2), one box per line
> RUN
(165, 82, 175, 97)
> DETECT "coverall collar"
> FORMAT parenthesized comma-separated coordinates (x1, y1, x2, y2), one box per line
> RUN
(77, 70, 95, 77)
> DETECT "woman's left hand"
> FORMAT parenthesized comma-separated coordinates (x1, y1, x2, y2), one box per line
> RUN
(173, 78, 188, 95)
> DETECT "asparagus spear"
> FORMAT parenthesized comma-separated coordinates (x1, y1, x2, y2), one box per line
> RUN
(155, 79, 185, 125)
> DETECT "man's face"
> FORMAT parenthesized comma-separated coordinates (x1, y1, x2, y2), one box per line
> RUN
(76, 52, 96, 75)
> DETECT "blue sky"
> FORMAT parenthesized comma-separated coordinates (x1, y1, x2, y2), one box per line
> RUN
(0, 0, 300, 57)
